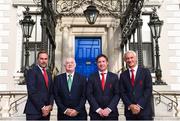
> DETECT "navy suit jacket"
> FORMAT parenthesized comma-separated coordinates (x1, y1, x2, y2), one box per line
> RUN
(87, 72, 120, 118)
(24, 65, 54, 115)
(120, 66, 153, 118)
(53, 72, 87, 119)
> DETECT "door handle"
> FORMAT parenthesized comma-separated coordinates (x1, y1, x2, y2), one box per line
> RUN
(86, 61, 91, 65)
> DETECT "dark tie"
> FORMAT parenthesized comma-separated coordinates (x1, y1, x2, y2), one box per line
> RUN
(42, 68, 48, 88)
(131, 69, 135, 87)
(101, 73, 105, 90)
(67, 74, 72, 91)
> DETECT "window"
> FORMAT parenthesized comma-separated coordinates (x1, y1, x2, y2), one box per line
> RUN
(129, 15, 154, 72)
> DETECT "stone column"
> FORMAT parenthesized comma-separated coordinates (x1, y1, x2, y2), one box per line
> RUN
(113, 25, 121, 73)
(107, 25, 114, 72)
(55, 18, 63, 73)
(61, 25, 70, 72)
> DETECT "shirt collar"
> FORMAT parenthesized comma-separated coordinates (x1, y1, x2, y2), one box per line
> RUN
(98, 70, 108, 75)
(38, 65, 46, 72)
(129, 65, 138, 72)
(66, 72, 75, 77)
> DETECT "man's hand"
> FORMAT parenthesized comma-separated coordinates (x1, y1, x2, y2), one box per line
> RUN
(65, 108, 72, 116)
(65, 108, 79, 117)
(129, 104, 141, 114)
(102, 108, 111, 117)
(45, 105, 53, 111)
(133, 104, 141, 114)
(41, 106, 49, 117)
(69, 109, 79, 117)
(97, 108, 104, 117)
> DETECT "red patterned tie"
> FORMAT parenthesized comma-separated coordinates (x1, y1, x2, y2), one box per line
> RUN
(131, 69, 135, 87)
(42, 68, 48, 88)
(101, 73, 105, 90)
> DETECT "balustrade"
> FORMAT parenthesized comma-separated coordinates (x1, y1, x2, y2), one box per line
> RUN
(0, 89, 180, 119)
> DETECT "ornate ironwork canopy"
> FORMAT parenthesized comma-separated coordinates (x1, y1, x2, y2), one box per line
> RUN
(121, 0, 144, 41)
(56, 0, 129, 18)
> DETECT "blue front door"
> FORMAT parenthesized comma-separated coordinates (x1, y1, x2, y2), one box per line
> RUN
(75, 37, 102, 78)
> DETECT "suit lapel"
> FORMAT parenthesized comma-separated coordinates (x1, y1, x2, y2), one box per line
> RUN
(125, 70, 132, 87)
(71, 72, 78, 92)
(47, 71, 51, 88)
(134, 67, 142, 87)
(35, 66, 48, 89)
(104, 72, 110, 91)
(95, 72, 102, 91)
(62, 73, 70, 92)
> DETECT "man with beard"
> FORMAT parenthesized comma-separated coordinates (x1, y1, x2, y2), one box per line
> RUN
(24, 50, 54, 120)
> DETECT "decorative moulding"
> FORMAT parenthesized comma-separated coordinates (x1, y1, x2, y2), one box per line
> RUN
(12, 0, 36, 7)
(144, 0, 164, 7)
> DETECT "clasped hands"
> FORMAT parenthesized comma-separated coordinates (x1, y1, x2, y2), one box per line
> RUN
(41, 105, 52, 117)
(129, 104, 141, 114)
(65, 108, 79, 117)
(98, 108, 111, 117)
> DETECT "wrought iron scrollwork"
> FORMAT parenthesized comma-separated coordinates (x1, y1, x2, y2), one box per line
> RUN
(56, 0, 86, 14)
(153, 90, 179, 116)
(155, 95, 161, 105)
(167, 102, 173, 111)
(56, 0, 123, 17)
(121, 0, 144, 40)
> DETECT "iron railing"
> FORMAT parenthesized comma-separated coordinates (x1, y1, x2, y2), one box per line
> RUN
(0, 89, 179, 117)
(153, 89, 179, 116)
(0, 91, 27, 116)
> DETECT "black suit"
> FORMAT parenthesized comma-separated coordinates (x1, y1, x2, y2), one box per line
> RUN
(53, 72, 87, 120)
(24, 65, 54, 120)
(120, 66, 153, 120)
(87, 72, 120, 120)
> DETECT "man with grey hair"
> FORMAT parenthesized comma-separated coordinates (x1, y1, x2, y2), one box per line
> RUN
(53, 57, 87, 120)
(120, 50, 153, 120)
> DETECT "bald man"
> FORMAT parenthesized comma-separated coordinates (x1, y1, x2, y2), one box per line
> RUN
(53, 57, 87, 120)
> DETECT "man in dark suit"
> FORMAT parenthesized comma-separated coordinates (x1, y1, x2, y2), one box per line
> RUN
(120, 50, 153, 120)
(24, 50, 54, 120)
(87, 54, 120, 120)
(53, 57, 87, 120)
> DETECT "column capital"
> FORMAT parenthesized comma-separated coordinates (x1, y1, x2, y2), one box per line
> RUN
(61, 24, 71, 28)
(106, 24, 115, 28)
